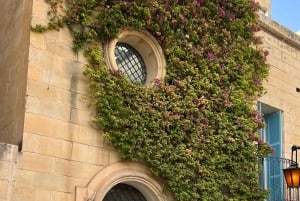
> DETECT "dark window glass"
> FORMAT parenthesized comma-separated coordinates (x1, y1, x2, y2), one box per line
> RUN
(103, 183, 147, 201)
(115, 43, 147, 84)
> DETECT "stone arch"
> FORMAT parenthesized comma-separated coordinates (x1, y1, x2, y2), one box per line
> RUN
(76, 162, 172, 201)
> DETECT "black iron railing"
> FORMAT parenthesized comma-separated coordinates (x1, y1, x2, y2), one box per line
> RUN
(262, 157, 300, 201)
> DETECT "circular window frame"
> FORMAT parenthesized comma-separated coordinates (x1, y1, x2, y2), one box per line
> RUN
(104, 29, 166, 86)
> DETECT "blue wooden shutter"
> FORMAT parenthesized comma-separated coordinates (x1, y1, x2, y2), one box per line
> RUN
(265, 111, 282, 201)
(258, 103, 266, 188)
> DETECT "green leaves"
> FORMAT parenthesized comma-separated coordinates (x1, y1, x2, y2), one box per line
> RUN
(41, 0, 271, 200)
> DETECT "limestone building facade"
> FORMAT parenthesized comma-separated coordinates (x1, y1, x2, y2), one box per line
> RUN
(1, 0, 300, 201)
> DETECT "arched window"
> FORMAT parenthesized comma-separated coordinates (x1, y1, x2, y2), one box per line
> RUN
(75, 162, 171, 201)
(103, 183, 147, 201)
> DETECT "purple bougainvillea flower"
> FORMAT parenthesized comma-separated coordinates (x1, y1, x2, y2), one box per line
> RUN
(190, 115, 196, 122)
(252, 1, 260, 9)
(154, 78, 161, 84)
(263, 49, 269, 57)
(173, 113, 180, 120)
(207, 52, 216, 59)
(158, 15, 163, 25)
(248, 132, 254, 139)
(164, 2, 169, 9)
(220, 63, 225, 70)
(263, 50, 269, 60)
(197, 0, 205, 4)
(230, 13, 235, 21)
(218, 7, 226, 17)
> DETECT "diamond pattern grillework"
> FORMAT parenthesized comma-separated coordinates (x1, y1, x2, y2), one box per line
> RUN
(115, 42, 147, 84)
(103, 183, 147, 201)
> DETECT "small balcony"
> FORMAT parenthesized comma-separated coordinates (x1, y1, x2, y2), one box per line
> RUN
(261, 157, 300, 201)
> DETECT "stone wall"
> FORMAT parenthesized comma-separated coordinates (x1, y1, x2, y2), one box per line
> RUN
(0, 143, 18, 201)
(11, 1, 122, 200)
(0, 0, 32, 146)
(258, 14, 300, 159)
(7, 1, 300, 200)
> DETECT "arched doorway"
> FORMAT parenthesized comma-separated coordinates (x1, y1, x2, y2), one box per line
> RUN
(103, 183, 147, 201)
(75, 162, 172, 201)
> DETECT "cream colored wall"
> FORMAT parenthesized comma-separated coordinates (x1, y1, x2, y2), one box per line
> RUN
(10, 1, 170, 200)
(258, 14, 300, 160)
(0, 143, 18, 201)
(11, 1, 121, 200)
(9, 1, 300, 200)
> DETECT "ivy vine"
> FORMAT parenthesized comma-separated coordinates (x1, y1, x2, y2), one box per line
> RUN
(34, 0, 272, 200)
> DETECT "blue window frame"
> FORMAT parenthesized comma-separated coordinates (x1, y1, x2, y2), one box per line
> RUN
(258, 103, 283, 201)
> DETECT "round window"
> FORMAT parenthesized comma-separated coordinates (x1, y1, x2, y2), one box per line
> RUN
(115, 42, 147, 84)
(104, 30, 166, 86)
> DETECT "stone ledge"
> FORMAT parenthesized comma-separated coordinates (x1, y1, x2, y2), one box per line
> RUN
(258, 13, 300, 49)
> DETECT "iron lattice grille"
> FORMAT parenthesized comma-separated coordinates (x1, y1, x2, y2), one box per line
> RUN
(261, 157, 300, 201)
(103, 183, 147, 201)
(115, 42, 147, 84)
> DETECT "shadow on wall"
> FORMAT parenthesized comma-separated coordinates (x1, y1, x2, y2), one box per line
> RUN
(0, 0, 33, 147)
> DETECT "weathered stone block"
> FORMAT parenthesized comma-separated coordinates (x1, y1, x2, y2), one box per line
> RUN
(88, 146, 110, 166)
(0, 180, 8, 198)
(0, 161, 10, 180)
(34, 189, 51, 201)
(54, 158, 90, 179)
(93, 131, 104, 148)
(71, 125, 95, 145)
(27, 79, 58, 102)
(22, 133, 40, 153)
(39, 136, 72, 159)
(0, 143, 18, 162)
(11, 187, 34, 201)
(65, 177, 88, 193)
(33, 172, 66, 192)
(18, 152, 54, 173)
(51, 191, 73, 201)
(71, 143, 89, 162)
(14, 170, 35, 188)
(30, 32, 46, 50)
(27, 63, 42, 81)
(70, 108, 93, 126)
(45, 39, 76, 60)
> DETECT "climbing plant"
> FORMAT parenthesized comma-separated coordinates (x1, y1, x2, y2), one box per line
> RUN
(34, 0, 272, 200)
